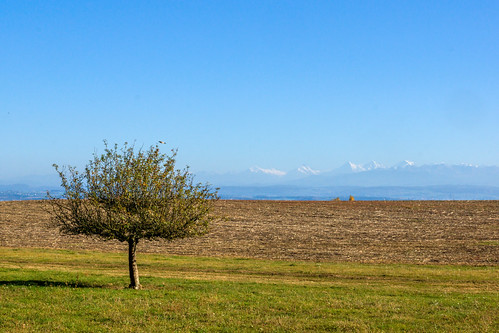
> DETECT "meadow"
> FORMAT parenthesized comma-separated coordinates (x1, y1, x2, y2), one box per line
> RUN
(0, 200, 498, 331)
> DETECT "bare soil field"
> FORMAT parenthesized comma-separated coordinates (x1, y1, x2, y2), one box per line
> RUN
(0, 200, 497, 265)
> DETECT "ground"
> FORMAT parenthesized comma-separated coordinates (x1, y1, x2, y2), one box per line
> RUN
(0, 200, 497, 265)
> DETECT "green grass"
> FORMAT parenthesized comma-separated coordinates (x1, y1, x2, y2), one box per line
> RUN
(478, 240, 499, 246)
(0, 247, 498, 332)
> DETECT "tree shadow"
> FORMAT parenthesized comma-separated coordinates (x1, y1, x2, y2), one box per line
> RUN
(0, 280, 106, 289)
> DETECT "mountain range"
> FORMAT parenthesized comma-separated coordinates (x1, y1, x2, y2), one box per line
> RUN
(1, 161, 498, 201)
(194, 161, 499, 200)
(197, 161, 499, 187)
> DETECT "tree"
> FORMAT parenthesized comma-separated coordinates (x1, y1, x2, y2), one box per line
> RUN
(48, 141, 219, 289)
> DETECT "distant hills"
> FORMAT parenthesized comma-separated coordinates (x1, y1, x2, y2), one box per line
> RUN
(197, 162, 499, 200)
(197, 161, 499, 187)
(0, 184, 62, 201)
(1, 162, 499, 201)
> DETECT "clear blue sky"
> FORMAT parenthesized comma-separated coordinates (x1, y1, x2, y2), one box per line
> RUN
(1, 1, 498, 181)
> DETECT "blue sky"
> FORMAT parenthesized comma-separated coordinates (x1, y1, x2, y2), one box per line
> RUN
(1, 1, 498, 182)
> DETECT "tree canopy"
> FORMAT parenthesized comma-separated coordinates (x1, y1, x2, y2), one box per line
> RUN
(49, 141, 219, 289)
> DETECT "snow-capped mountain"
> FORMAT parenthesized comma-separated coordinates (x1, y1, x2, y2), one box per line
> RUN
(196, 161, 499, 188)
(4, 161, 499, 201)
(311, 162, 499, 187)
(335, 161, 385, 174)
(249, 167, 286, 176)
(336, 162, 364, 173)
(297, 165, 321, 175)
(196, 165, 322, 186)
(393, 160, 416, 169)
(364, 161, 386, 171)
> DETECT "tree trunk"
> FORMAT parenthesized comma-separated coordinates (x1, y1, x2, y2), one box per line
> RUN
(128, 238, 141, 289)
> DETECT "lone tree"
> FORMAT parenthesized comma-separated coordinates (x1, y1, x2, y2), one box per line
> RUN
(49, 141, 219, 289)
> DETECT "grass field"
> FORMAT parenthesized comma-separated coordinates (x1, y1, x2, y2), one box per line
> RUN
(1, 247, 498, 332)
(0, 200, 498, 331)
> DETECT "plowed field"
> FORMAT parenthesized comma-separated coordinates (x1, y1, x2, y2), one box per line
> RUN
(1, 200, 497, 265)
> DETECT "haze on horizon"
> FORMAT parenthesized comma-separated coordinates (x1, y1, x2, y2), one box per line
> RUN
(1, 1, 498, 183)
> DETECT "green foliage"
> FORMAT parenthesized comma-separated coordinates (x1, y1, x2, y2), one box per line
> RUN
(48, 141, 219, 288)
(50, 141, 218, 243)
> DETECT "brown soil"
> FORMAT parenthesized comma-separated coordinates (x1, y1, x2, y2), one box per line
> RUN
(0, 200, 498, 265)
